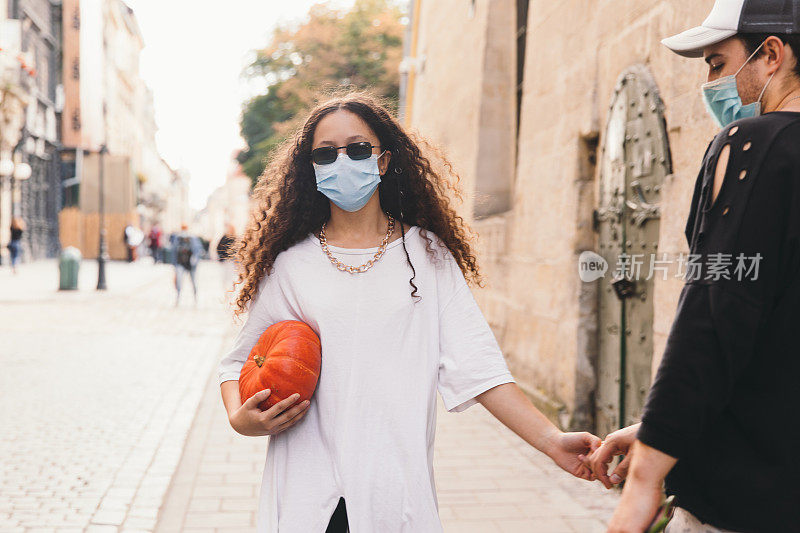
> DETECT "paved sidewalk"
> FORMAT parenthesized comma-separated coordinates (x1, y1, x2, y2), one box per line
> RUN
(156, 373, 620, 533)
(0, 258, 237, 532)
(154, 348, 264, 533)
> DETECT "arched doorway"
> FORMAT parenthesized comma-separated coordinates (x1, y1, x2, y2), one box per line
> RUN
(594, 64, 672, 437)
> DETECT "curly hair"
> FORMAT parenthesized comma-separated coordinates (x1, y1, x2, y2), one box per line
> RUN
(231, 89, 483, 318)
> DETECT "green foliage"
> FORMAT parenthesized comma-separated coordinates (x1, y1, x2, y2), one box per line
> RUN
(237, 0, 406, 187)
(237, 88, 294, 179)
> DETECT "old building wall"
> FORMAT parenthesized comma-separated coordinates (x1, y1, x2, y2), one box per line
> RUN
(407, 0, 722, 428)
(509, 0, 719, 425)
(408, 0, 494, 221)
(473, 1, 517, 217)
(59, 152, 136, 260)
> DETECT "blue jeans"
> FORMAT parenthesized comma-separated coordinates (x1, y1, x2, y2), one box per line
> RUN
(7, 240, 21, 267)
(175, 264, 197, 297)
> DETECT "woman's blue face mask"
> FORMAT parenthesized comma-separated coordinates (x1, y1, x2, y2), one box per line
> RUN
(313, 152, 386, 212)
(701, 40, 776, 128)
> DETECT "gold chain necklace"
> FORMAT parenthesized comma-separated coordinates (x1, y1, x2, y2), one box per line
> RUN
(318, 215, 395, 273)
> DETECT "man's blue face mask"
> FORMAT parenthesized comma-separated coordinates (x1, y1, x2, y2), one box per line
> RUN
(701, 39, 776, 128)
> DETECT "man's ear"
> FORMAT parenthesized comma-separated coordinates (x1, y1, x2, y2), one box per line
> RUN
(764, 35, 786, 75)
(378, 150, 392, 175)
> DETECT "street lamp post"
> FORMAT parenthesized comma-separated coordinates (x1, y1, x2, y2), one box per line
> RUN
(96, 143, 108, 290)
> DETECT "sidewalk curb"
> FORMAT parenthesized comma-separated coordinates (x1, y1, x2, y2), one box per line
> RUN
(154, 328, 238, 532)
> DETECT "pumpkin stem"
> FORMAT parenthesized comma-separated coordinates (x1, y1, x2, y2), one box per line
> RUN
(255, 355, 265, 367)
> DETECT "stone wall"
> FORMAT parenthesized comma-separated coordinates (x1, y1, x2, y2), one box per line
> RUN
(407, 0, 722, 428)
(407, 0, 517, 222)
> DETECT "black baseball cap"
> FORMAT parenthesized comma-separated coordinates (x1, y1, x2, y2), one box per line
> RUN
(662, 0, 800, 57)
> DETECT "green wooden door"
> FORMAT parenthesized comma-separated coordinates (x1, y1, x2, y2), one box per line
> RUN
(594, 65, 672, 437)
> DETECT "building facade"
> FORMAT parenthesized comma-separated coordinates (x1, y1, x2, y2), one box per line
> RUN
(0, 0, 62, 263)
(58, 0, 176, 260)
(404, 0, 719, 433)
(0, 4, 31, 265)
(162, 166, 191, 235)
(195, 154, 251, 257)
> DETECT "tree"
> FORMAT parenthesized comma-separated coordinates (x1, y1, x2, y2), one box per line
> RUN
(237, 87, 294, 179)
(237, 0, 406, 186)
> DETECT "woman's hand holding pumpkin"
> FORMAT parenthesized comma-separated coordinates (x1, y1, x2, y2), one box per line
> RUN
(229, 389, 310, 437)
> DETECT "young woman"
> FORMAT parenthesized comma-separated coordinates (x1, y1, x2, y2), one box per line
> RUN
(217, 91, 600, 533)
(8, 217, 25, 274)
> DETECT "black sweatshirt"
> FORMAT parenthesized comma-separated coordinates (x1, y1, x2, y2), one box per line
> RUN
(637, 111, 800, 533)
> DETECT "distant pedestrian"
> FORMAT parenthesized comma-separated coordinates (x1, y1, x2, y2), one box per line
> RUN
(7, 217, 25, 275)
(123, 223, 143, 262)
(148, 224, 163, 263)
(171, 222, 203, 306)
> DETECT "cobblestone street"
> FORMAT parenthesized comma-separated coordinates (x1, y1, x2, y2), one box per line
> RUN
(1, 259, 619, 533)
(0, 259, 237, 532)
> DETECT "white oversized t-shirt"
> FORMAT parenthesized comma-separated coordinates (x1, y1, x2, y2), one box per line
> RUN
(217, 225, 515, 532)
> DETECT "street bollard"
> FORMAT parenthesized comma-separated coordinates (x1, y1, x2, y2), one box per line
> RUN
(59, 246, 82, 290)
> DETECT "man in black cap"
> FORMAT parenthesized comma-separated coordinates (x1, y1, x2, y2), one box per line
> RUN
(590, 1, 800, 532)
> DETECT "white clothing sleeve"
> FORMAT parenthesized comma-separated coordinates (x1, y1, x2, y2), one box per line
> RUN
(217, 275, 276, 385)
(436, 249, 515, 413)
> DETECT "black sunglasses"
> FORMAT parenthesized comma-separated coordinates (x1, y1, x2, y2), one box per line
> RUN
(311, 142, 380, 165)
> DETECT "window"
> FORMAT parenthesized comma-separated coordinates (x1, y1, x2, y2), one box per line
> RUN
(61, 159, 79, 208)
(515, 0, 530, 137)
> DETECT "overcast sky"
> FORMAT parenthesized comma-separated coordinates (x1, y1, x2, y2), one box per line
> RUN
(124, 0, 355, 210)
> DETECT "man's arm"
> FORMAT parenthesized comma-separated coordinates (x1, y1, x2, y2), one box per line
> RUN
(606, 441, 677, 533)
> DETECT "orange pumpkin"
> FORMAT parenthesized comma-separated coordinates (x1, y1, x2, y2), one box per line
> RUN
(239, 320, 321, 411)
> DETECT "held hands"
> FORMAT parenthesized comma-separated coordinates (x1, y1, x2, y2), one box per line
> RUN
(543, 429, 603, 481)
(580, 426, 678, 532)
(542, 426, 669, 533)
(580, 423, 640, 488)
(229, 389, 310, 437)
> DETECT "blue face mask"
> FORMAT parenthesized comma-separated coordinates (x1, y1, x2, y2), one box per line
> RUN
(701, 39, 776, 128)
(313, 152, 385, 212)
